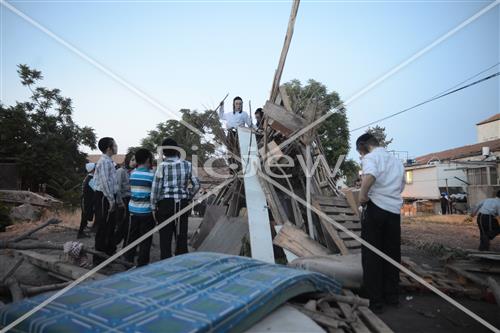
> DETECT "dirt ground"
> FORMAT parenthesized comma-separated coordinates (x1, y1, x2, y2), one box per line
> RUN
(1, 212, 499, 332)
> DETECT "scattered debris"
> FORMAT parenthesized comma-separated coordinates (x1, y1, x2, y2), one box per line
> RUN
(9, 204, 42, 222)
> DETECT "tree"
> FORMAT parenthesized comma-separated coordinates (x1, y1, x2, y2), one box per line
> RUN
(283, 79, 360, 183)
(366, 125, 393, 147)
(0, 64, 96, 204)
(140, 109, 223, 163)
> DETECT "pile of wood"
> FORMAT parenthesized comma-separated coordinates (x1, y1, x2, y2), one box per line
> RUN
(292, 290, 394, 333)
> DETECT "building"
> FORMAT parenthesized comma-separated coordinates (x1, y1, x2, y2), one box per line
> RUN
(402, 114, 500, 214)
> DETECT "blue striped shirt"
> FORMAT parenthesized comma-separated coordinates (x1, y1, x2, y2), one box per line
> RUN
(129, 167, 154, 215)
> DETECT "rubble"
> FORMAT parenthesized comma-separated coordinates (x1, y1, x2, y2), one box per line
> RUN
(9, 204, 42, 222)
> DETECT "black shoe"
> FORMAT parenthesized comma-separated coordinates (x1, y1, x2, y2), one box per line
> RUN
(77, 232, 90, 239)
(369, 302, 384, 314)
(385, 295, 400, 307)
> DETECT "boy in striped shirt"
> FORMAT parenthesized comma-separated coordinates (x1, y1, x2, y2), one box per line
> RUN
(125, 148, 155, 266)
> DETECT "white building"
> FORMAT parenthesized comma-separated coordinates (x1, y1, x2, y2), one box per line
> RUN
(402, 114, 500, 214)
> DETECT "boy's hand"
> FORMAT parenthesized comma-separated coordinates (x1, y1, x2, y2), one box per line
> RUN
(152, 211, 159, 225)
(109, 201, 116, 212)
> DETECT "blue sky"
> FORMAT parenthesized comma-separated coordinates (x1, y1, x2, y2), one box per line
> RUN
(1, 0, 499, 162)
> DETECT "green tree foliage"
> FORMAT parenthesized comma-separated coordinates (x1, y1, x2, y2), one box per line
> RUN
(283, 79, 360, 183)
(0, 64, 96, 204)
(366, 125, 393, 148)
(140, 109, 223, 163)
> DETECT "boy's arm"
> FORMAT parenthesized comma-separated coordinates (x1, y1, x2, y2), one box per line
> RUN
(189, 165, 201, 199)
(150, 166, 163, 211)
(100, 161, 116, 207)
(218, 103, 225, 120)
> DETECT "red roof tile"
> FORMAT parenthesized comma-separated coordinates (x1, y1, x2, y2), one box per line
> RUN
(477, 114, 500, 125)
(415, 138, 500, 164)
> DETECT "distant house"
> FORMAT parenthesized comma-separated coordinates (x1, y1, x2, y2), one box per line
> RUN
(402, 114, 500, 214)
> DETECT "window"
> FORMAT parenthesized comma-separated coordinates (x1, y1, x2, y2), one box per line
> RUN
(467, 167, 498, 185)
(405, 170, 413, 184)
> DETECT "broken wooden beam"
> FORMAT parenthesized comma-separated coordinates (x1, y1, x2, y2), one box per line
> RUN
(5, 278, 23, 302)
(16, 250, 106, 281)
(273, 222, 331, 257)
(0, 190, 62, 208)
(263, 101, 308, 137)
(0, 218, 61, 248)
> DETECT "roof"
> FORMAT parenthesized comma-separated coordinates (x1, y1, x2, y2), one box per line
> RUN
(414, 138, 500, 165)
(477, 113, 500, 126)
(86, 154, 125, 165)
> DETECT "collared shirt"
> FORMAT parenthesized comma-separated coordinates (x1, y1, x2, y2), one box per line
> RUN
(116, 167, 131, 198)
(93, 154, 120, 205)
(150, 157, 201, 210)
(476, 198, 500, 216)
(361, 147, 405, 214)
(219, 104, 253, 129)
(129, 167, 155, 215)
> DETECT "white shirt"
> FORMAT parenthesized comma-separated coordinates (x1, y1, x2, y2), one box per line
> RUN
(219, 104, 252, 129)
(476, 198, 500, 216)
(361, 147, 405, 214)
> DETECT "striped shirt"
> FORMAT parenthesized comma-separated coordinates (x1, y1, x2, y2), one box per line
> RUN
(150, 157, 200, 210)
(93, 154, 120, 205)
(129, 167, 155, 215)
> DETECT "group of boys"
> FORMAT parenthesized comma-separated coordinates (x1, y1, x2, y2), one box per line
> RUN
(78, 137, 199, 267)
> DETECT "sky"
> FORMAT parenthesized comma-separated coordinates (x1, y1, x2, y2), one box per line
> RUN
(1, 0, 499, 162)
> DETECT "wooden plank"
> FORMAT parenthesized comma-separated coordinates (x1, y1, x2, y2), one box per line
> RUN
(344, 240, 362, 248)
(446, 264, 490, 288)
(273, 222, 331, 257)
(314, 195, 350, 207)
(263, 101, 308, 137)
(339, 230, 361, 240)
(332, 221, 362, 230)
(269, 0, 301, 102)
(342, 189, 360, 217)
(279, 85, 294, 112)
(238, 127, 275, 264)
(326, 214, 360, 222)
(16, 250, 106, 281)
(191, 205, 227, 249)
(197, 216, 248, 255)
(321, 206, 357, 214)
(344, 290, 394, 333)
(313, 201, 350, 255)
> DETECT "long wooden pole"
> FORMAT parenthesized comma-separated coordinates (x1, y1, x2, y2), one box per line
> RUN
(269, 0, 300, 102)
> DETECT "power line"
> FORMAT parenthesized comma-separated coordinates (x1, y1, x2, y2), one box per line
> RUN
(350, 63, 500, 132)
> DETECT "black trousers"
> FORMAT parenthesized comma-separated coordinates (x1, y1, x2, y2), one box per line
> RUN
(477, 213, 500, 251)
(361, 201, 401, 304)
(93, 191, 117, 264)
(157, 198, 189, 260)
(125, 213, 155, 266)
(114, 196, 131, 247)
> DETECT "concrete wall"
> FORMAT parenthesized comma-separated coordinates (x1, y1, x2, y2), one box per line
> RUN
(436, 164, 467, 189)
(468, 185, 500, 208)
(402, 166, 439, 199)
(477, 121, 500, 143)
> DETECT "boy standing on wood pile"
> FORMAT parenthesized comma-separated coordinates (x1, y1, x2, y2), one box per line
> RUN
(77, 162, 96, 239)
(125, 148, 155, 267)
(471, 191, 500, 251)
(151, 138, 200, 260)
(357, 133, 405, 313)
(114, 151, 136, 248)
(93, 137, 123, 266)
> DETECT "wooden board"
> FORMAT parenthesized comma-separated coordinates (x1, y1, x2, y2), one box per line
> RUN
(344, 290, 394, 333)
(191, 205, 227, 249)
(197, 216, 248, 255)
(314, 195, 350, 208)
(273, 222, 331, 257)
(263, 101, 307, 137)
(16, 250, 105, 281)
(238, 127, 275, 264)
(320, 206, 357, 214)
